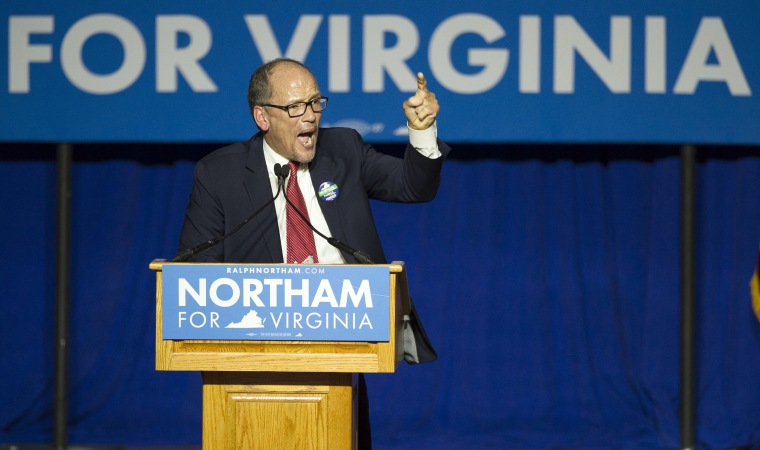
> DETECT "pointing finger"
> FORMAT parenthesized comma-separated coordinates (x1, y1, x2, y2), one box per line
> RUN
(416, 72, 427, 93)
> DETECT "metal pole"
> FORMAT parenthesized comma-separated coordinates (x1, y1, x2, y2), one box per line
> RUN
(680, 144, 696, 450)
(54, 143, 73, 449)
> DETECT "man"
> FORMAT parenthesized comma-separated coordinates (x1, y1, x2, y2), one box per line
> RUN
(179, 58, 448, 265)
(177, 57, 450, 448)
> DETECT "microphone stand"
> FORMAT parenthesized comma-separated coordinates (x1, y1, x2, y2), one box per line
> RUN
(282, 186, 374, 264)
(171, 164, 289, 262)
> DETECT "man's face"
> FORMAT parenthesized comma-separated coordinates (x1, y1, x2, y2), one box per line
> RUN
(256, 63, 322, 163)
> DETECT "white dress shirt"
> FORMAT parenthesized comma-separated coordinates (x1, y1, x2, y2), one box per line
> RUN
(262, 123, 440, 264)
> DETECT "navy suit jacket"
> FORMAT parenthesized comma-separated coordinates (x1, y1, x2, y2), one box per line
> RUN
(177, 127, 450, 363)
(179, 127, 450, 264)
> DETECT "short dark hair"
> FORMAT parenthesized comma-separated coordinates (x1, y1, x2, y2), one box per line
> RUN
(247, 58, 312, 126)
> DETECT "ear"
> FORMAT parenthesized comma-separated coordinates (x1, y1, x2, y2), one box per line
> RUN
(253, 106, 270, 131)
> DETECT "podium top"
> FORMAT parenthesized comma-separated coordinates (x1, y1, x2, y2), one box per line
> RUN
(150, 259, 405, 273)
(150, 260, 410, 373)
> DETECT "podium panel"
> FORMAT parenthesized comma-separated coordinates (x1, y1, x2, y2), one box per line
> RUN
(203, 372, 356, 450)
(150, 261, 410, 450)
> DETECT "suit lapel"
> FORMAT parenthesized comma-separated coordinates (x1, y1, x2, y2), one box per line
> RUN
(243, 134, 284, 263)
(309, 138, 347, 243)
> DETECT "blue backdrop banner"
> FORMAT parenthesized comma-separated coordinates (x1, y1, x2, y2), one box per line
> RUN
(2, 0, 759, 144)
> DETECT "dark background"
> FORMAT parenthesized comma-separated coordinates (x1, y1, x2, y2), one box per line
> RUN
(1, 141, 759, 449)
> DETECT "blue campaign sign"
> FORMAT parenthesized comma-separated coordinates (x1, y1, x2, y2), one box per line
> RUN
(2, 1, 759, 144)
(161, 264, 391, 342)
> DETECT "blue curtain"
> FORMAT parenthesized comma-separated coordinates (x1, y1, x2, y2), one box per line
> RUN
(1, 143, 759, 449)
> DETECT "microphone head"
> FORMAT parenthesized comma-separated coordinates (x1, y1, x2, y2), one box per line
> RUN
(274, 163, 289, 186)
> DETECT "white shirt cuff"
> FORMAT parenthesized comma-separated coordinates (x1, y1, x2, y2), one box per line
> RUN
(408, 121, 441, 159)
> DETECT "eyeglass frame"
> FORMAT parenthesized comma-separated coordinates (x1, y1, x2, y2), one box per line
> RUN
(260, 96, 329, 118)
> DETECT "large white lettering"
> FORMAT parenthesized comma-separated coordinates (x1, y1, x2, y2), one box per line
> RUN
(60, 14, 146, 95)
(209, 278, 240, 307)
(8, 16, 54, 93)
(519, 15, 541, 93)
(243, 279, 266, 307)
(329, 15, 351, 92)
(6, 13, 751, 97)
(156, 15, 217, 92)
(177, 277, 375, 308)
(645, 16, 666, 94)
(554, 16, 631, 93)
(340, 280, 372, 308)
(428, 13, 508, 94)
(311, 280, 339, 308)
(362, 15, 418, 92)
(673, 17, 751, 96)
(179, 278, 206, 306)
(285, 279, 309, 308)
(244, 15, 321, 64)
(9, 14, 217, 94)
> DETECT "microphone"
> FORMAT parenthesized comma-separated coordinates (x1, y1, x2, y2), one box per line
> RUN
(282, 167, 374, 264)
(171, 163, 287, 262)
(275, 163, 289, 189)
(326, 236, 374, 264)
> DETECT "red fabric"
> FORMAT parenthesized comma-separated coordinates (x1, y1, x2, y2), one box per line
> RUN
(286, 161, 318, 264)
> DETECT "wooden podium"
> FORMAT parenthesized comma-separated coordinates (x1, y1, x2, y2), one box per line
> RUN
(149, 261, 411, 449)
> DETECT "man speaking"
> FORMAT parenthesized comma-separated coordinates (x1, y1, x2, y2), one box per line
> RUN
(176, 57, 450, 448)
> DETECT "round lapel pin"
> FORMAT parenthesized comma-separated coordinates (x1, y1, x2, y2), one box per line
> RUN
(317, 181, 339, 202)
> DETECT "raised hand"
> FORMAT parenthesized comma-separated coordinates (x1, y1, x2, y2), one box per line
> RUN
(403, 72, 439, 131)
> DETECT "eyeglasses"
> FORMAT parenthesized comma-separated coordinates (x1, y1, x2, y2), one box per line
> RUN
(261, 97, 328, 118)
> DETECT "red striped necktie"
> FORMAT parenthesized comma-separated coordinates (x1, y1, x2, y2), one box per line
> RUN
(286, 161, 318, 264)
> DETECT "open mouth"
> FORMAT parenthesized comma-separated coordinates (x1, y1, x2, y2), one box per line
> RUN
(298, 129, 316, 149)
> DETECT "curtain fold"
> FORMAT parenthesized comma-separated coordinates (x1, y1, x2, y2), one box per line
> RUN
(1, 145, 759, 449)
